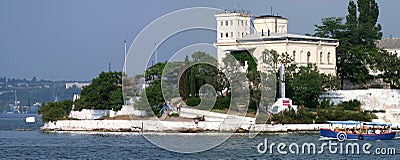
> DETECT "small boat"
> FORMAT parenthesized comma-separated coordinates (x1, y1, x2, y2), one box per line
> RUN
(320, 121, 396, 141)
(25, 117, 35, 123)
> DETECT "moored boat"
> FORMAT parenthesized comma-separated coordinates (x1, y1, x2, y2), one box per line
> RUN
(25, 116, 35, 123)
(320, 121, 396, 141)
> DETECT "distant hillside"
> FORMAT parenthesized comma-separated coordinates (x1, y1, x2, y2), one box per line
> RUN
(0, 76, 88, 112)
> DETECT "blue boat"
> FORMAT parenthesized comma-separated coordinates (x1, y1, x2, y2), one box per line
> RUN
(320, 121, 396, 141)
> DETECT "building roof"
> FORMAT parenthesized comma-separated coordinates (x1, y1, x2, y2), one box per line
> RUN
(254, 15, 287, 20)
(237, 32, 338, 43)
(376, 38, 400, 49)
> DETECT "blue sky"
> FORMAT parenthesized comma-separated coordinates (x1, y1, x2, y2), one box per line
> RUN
(0, 0, 398, 81)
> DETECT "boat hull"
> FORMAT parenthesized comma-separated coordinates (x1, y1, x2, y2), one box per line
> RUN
(320, 129, 396, 141)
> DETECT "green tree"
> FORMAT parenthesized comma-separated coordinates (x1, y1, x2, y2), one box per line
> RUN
(314, 0, 383, 87)
(313, 17, 346, 38)
(371, 50, 400, 88)
(39, 100, 73, 122)
(74, 71, 123, 111)
(286, 64, 323, 108)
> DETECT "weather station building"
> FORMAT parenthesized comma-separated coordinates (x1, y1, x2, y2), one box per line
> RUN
(214, 10, 339, 76)
(214, 10, 339, 114)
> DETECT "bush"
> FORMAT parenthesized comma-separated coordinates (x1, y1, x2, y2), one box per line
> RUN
(39, 100, 73, 122)
(168, 112, 179, 117)
(186, 97, 201, 106)
(337, 99, 361, 111)
(214, 97, 231, 110)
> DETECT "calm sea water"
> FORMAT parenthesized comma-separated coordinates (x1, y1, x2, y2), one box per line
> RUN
(0, 114, 399, 159)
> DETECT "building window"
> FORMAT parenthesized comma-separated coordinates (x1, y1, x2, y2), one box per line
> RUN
(220, 21, 223, 26)
(225, 32, 228, 37)
(293, 51, 296, 62)
(230, 32, 233, 37)
(242, 32, 244, 37)
(241, 20, 244, 26)
(230, 20, 233, 25)
(300, 51, 303, 63)
(225, 21, 228, 26)
(327, 52, 331, 64)
(307, 51, 311, 63)
(245, 21, 248, 26)
(320, 52, 323, 64)
(220, 33, 223, 38)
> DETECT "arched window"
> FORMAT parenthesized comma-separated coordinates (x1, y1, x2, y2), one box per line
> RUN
(225, 21, 228, 26)
(220, 21, 223, 26)
(300, 51, 303, 63)
(230, 20, 233, 26)
(293, 51, 296, 62)
(327, 52, 331, 64)
(307, 51, 311, 63)
(220, 33, 223, 38)
(241, 20, 244, 26)
(320, 52, 323, 64)
(225, 32, 228, 38)
(242, 32, 244, 37)
(230, 32, 233, 37)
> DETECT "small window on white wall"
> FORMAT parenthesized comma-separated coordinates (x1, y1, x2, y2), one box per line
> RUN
(220, 33, 223, 38)
(307, 51, 311, 63)
(293, 51, 296, 62)
(221, 21, 223, 26)
(225, 21, 228, 26)
(231, 32, 233, 37)
(327, 52, 331, 64)
(300, 51, 303, 63)
(226, 32, 228, 38)
(230, 20, 233, 25)
(320, 52, 323, 64)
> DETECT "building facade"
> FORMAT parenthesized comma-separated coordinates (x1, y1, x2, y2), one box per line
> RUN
(377, 38, 400, 55)
(214, 11, 339, 76)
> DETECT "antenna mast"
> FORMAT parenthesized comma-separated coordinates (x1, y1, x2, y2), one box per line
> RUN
(123, 40, 127, 73)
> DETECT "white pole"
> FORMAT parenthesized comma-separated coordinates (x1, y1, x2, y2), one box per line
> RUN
(123, 40, 127, 72)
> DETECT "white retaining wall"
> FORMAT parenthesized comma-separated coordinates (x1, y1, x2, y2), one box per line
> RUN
(321, 89, 400, 110)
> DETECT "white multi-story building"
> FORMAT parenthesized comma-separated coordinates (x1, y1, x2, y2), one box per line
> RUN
(65, 82, 90, 89)
(214, 11, 339, 76)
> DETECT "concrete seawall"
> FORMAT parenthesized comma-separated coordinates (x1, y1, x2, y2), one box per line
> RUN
(41, 120, 332, 132)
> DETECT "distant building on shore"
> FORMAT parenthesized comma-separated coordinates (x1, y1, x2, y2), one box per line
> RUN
(214, 10, 339, 76)
(65, 82, 90, 89)
(377, 38, 400, 55)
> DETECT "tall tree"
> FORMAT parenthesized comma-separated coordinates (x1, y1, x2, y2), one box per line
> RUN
(315, 0, 383, 87)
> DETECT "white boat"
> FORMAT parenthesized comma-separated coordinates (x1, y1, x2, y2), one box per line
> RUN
(25, 117, 35, 123)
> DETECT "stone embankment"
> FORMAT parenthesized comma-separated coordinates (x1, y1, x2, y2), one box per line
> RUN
(40, 119, 332, 133)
